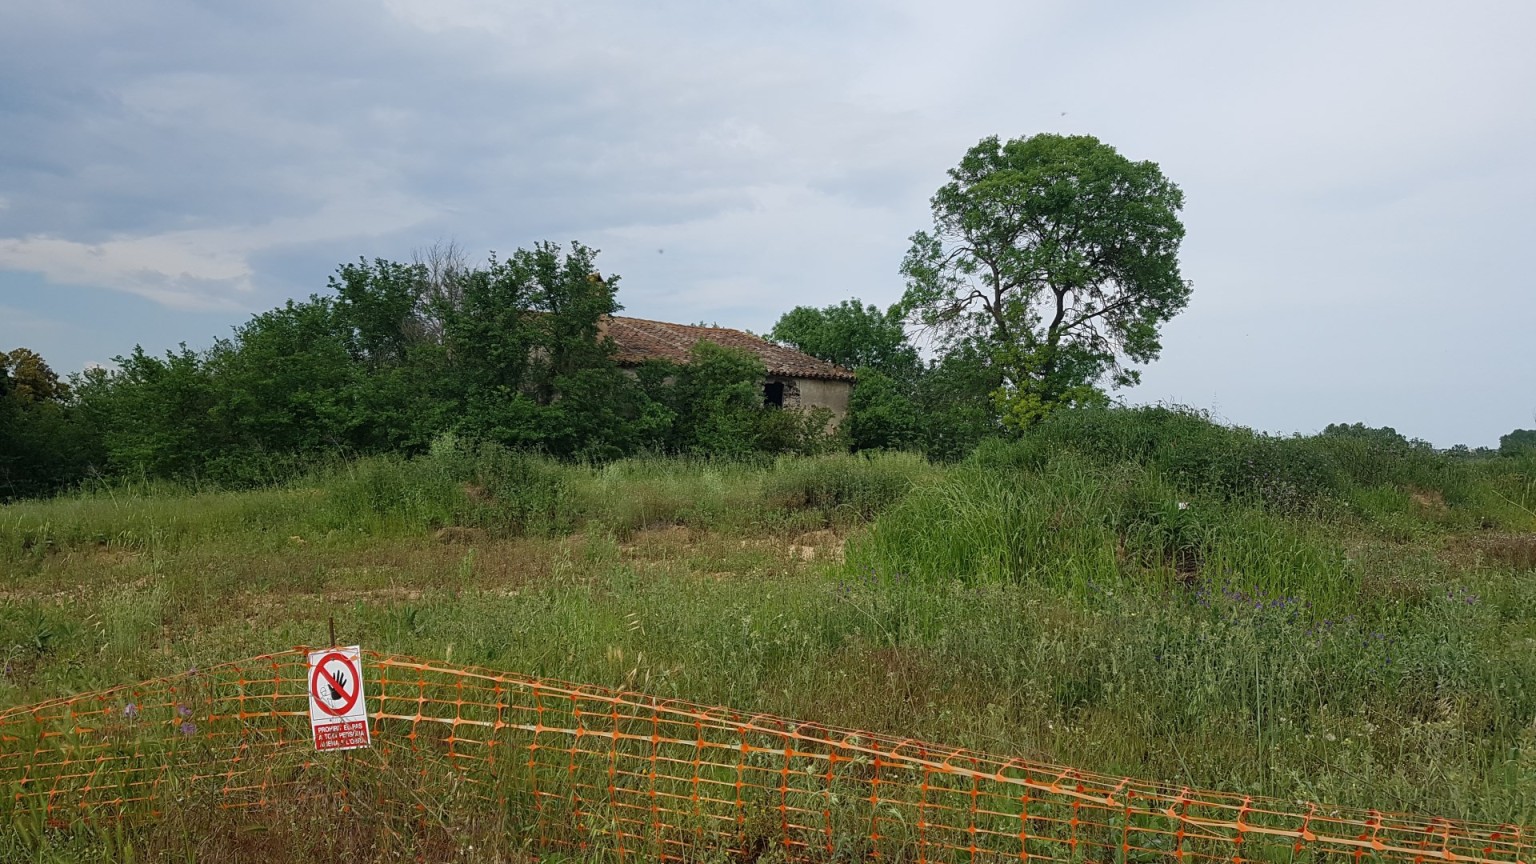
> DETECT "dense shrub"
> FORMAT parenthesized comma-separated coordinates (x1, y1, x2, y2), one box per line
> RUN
(980, 406, 1525, 528)
(850, 450, 1406, 615)
(1501, 429, 1536, 457)
(850, 407, 1536, 607)
(322, 439, 574, 536)
(761, 452, 931, 521)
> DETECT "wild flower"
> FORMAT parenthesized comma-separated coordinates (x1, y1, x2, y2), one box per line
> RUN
(1444, 586, 1481, 606)
(123, 703, 139, 719)
(179, 720, 196, 736)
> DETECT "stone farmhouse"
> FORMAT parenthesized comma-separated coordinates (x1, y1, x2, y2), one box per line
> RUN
(599, 316, 855, 423)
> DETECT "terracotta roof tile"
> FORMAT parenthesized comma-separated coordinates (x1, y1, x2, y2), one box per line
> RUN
(600, 316, 856, 382)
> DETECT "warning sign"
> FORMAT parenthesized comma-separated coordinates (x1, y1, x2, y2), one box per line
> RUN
(307, 646, 371, 752)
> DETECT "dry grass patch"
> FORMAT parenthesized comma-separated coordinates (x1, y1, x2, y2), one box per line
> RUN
(1443, 533, 1536, 572)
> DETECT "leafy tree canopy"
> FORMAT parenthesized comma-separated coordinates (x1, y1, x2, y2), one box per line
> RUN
(3, 348, 70, 403)
(769, 299, 919, 377)
(1501, 429, 1536, 457)
(1320, 423, 1430, 451)
(901, 133, 1190, 429)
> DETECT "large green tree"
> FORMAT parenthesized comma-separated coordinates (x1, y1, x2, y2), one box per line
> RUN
(77, 345, 228, 480)
(0, 348, 99, 498)
(444, 241, 663, 457)
(769, 299, 929, 452)
(769, 300, 919, 376)
(209, 298, 362, 457)
(901, 133, 1191, 428)
(4, 348, 71, 403)
(1501, 429, 1536, 457)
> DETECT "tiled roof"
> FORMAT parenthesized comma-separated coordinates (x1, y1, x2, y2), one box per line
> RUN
(600, 316, 856, 382)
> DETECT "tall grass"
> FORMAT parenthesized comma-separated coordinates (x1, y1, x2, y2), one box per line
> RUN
(760, 451, 934, 523)
(847, 454, 1363, 609)
(4, 405, 1536, 854)
(0, 445, 934, 561)
(1005, 406, 1536, 529)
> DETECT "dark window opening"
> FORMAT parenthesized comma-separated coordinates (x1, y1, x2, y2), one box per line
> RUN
(763, 381, 785, 407)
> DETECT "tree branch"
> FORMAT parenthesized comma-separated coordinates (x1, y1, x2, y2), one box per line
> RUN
(1061, 295, 1135, 333)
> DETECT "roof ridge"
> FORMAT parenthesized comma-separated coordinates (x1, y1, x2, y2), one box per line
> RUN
(607, 314, 752, 335)
(600, 314, 855, 382)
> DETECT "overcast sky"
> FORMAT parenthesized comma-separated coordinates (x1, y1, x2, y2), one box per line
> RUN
(1, 0, 1531, 447)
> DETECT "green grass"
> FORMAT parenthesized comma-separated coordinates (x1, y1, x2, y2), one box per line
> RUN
(2, 410, 1535, 861)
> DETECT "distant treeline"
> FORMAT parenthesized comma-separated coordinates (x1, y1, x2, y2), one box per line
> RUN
(1, 242, 1532, 501)
(0, 243, 988, 499)
(0, 243, 819, 498)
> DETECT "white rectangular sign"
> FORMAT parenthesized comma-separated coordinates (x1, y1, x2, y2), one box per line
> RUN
(307, 645, 371, 752)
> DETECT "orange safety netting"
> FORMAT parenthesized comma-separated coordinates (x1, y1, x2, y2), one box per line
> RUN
(0, 648, 1528, 863)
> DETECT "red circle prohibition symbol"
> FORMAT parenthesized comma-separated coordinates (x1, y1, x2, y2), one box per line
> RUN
(310, 652, 361, 717)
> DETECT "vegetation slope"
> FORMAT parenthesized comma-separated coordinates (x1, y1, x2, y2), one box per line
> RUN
(2, 408, 1535, 859)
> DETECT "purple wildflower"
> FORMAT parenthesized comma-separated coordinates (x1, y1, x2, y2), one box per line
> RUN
(123, 703, 139, 719)
(179, 721, 196, 736)
(177, 704, 193, 718)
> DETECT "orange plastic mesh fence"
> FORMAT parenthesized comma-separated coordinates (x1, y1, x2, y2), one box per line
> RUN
(1, 649, 1528, 863)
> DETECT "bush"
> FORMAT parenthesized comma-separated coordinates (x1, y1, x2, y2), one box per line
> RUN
(1501, 429, 1536, 457)
(845, 455, 1122, 590)
(1013, 406, 1339, 507)
(322, 455, 464, 532)
(995, 406, 1525, 528)
(753, 406, 841, 456)
(321, 440, 574, 536)
(761, 452, 930, 522)
(846, 452, 1362, 609)
(465, 443, 574, 535)
(845, 368, 921, 452)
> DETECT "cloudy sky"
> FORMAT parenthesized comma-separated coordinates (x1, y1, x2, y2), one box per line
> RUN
(1, 0, 1531, 447)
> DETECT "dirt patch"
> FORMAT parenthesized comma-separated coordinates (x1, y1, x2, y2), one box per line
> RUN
(787, 529, 845, 563)
(0, 588, 77, 604)
(620, 525, 696, 556)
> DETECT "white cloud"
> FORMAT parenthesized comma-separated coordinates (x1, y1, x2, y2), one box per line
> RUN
(0, 232, 253, 309)
(0, 193, 435, 309)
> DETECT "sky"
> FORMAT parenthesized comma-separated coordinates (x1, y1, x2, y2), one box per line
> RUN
(1, 0, 1531, 448)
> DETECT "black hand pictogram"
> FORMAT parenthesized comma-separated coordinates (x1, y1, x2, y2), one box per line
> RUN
(328, 670, 348, 702)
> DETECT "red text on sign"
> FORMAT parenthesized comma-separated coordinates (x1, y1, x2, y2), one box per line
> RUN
(313, 720, 370, 752)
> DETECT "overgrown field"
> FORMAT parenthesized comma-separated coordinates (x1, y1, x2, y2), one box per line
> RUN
(3, 408, 1536, 860)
